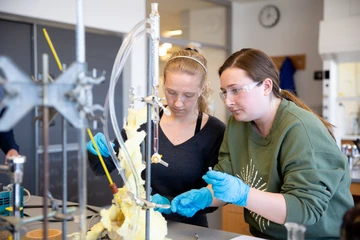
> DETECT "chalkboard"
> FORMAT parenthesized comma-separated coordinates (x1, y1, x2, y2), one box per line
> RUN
(38, 151, 124, 206)
(0, 19, 126, 207)
(0, 19, 34, 192)
(34, 24, 126, 206)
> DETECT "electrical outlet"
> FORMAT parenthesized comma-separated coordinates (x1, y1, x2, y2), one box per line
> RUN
(314, 71, 323, 80)
(324, 70, 330, 79)
(314, 70, 330, 80)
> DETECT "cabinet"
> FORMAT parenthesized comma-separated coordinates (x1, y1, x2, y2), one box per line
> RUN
(350, 182, 360, 196)
(350, 181, 360, 205)
(336, 62, 360, 142)
(222, 204, 250, 235)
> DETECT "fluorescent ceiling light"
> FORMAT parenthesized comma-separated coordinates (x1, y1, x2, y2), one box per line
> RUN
(162, 43, 172, 49)
(159, 46, 167, 56)
(162, 30, 182, 37)
(159, 43, 173, 57)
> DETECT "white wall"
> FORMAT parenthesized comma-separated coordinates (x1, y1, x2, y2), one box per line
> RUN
(323, 0, 360, 20)
(232, 0, 324, 113)
(319, 0, 360, 61)
(189, 7, 227, 46)
(189, 7, 228, 124)
(181, 6, 229, 230)
(0, 0, 148, 98)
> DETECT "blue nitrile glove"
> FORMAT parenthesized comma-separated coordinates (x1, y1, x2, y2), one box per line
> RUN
(171, 187, 212, 218)
(86, 132, 115, 157)
(151, 194, 171, 214)
(203, 171, 250, 206)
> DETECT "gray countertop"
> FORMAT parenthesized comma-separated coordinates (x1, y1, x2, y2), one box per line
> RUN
(167, 221, 240, 240)
(10, 195, 242, 239)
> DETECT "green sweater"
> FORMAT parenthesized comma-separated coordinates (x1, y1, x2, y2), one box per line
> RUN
(214, 99, 354, 239)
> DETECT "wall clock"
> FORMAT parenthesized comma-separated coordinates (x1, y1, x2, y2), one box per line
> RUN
(258, 5, 280, 28)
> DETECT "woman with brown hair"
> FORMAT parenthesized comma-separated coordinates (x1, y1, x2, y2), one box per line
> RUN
(172, 48, 354, 239)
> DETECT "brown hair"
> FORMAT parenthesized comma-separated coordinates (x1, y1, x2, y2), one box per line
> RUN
(163, 45, 212, 114)
(218, 48, 335, 139)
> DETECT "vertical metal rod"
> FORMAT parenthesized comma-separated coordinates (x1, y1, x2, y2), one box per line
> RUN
(76, 0, 87, 238)
(150, 3, 160, 88)
(145, 4, 159, 240)
(62, 116, 68, 240)
(12, 182, 21, 240)
(77, 116, 87, 239)
(11, 156, 25, 240)
(76, 0, 85, 63)
(33, 23, 40, 196)
(150, 3, 160, 144)
(13, 184, 21, 218)
(145, 37, 153, 240)
(42, 53, 49, 240)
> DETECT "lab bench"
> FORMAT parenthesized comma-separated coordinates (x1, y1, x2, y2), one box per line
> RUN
(3, 195, 242, 240)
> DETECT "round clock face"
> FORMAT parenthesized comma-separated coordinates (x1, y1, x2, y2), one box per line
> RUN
(258, 5, 280, 28)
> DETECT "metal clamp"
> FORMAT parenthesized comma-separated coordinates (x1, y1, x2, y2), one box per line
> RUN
(127, 191, 170, 210)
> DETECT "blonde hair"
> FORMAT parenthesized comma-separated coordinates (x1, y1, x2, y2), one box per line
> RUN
(163, 45, 212, 114)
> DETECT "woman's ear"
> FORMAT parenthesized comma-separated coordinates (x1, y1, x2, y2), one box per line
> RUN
(199, 84, 206, 96)
(263, 78, 273, 96)
(161, 82, 165, 93)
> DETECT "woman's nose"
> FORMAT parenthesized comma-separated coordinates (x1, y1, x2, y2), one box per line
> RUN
(225, 96, 234, 107)
(174, 96, 184, 106)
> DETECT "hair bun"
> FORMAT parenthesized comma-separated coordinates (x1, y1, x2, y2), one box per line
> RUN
(184, 47, 199, 53)
(184, 43, 203, 54)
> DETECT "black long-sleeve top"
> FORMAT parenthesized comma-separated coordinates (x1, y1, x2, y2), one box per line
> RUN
(0, 108, 19, 155)
(88, 114, 226, 227)
(0, 129, 19, 155)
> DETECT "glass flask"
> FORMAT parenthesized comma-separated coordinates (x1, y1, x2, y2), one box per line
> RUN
(285, 222, 306, 240)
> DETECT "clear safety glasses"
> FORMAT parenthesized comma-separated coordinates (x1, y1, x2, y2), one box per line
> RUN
(219, 81, 261, 103)
(164, 88, 199, 102)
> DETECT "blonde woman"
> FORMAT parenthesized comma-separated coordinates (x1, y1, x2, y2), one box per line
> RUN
(87, 46, 225, 227)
